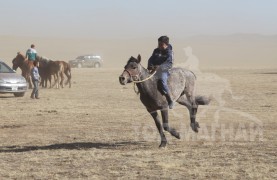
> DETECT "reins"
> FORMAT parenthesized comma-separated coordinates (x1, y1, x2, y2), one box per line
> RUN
(133, 70, 156, 94)
(132, 70, 156, 83)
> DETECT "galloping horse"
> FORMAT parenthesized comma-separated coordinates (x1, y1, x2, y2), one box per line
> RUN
(12, 52, 34, 89)
(119, 55, 210, 147)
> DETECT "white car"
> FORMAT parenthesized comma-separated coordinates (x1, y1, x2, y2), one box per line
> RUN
(68, 55, 103, 68)
(0, 60, 27, 97)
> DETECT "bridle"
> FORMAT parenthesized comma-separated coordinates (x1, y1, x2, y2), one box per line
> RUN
(122, 65, 156, 84)
(121, 64, 157, 94)
(122, 68, 141, 83)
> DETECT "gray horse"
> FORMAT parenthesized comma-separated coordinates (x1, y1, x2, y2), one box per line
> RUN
(119, 55, 210, 147)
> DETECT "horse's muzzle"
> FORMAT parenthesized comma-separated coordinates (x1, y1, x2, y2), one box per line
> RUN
(12, 66, 18, 71)
(119, 76, 127, 85)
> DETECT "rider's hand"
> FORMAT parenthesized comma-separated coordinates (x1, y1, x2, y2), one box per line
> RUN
(147, 66, 153, 71)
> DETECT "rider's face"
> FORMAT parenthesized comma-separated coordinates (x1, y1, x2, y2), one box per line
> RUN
(158, 42, 168, 50)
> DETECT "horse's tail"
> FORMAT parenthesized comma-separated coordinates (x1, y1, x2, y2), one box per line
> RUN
(195, 95, 210, 105)
(189, 70, 197, 80)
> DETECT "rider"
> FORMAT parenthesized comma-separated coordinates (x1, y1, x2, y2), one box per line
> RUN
(147, 35, 174, 109)
(26, 44, 37, 62)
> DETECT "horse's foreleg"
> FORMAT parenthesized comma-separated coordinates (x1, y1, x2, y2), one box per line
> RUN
(40, 76, 45, 88)
(149, 111, 167, 148)
(51, 74, 57, 88)
(23, 73, 32, 89)
(46, 75, 51, 88)
(48, 75, 52, 88)
(161, 109, 180, 139)
(51, 74, 59, 89)
(28, 76, 32, 89)
(59, 72, 64, 88)
(57, 73, 60, 89)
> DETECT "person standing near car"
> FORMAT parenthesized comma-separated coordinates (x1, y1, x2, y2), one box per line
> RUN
(30, 61, 40, 99)
(26, 44, 37, 62)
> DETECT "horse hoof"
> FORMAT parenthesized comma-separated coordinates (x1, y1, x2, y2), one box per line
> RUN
(171, 130, 181, 139)
(175, 133, 181, 139)
(190, 122, 200, 133)
(159, 141, 167, 148)
(172, 133, 180, 139)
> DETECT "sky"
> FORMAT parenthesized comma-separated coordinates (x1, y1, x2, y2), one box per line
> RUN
(0, 0, 277, 38)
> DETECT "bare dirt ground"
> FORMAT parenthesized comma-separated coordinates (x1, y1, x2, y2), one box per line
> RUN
(0, 68, 276, 179)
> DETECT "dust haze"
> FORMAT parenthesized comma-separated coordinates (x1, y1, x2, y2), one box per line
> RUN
(1, 34, 276, 69)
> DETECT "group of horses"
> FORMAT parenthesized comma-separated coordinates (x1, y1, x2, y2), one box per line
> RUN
(12, 52, 71, 89)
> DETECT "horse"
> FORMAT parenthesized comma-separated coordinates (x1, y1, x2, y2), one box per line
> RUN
(12, 52, 34, 89)
(56, 60, 72, 88)
(36, 56, 51, 88)
(36, 56, 71, 88)
(36, 56, 62, 89)
(119, 55, 210, 148)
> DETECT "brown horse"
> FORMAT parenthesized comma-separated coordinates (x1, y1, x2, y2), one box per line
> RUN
(57, 60, 71, 88)
(12, 52, 34, 89)
(48, 60, 62, 89)
(36, 56, 61, 89)
(36, 56, 71, 88)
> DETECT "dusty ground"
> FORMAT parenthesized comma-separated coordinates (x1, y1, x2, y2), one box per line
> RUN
(0, 67, 276, 179)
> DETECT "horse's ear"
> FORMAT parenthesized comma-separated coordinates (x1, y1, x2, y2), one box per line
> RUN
(17, 52, 20, 55)
(137, 54, 141, 63)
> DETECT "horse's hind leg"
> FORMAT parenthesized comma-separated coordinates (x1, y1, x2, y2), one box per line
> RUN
(185, 81, 199, 132)
(177, 96, 200, 133)
(149, 111, 167, 148)
(59, 72, 64, 88)
(64, 71, 71, 88)
(161, 109, 180, 139)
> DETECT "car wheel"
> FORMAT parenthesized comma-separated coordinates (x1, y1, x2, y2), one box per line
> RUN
(94, 62, 100, 68)
(77, 63, 82, 68)
(14, 92, 25, 97)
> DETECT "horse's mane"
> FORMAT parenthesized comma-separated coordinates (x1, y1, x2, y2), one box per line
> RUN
(17, 52, 26, 59)
(36, 55, 52, 63)
(127, 56, 139, 64)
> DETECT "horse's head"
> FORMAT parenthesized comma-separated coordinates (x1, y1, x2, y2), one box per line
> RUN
(35, 55, 41, 62)
(119, 54, 142, 85)
(12, 52, 25, 71)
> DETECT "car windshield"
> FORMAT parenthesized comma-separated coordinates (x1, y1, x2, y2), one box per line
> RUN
(76, 56, 85, 60)
(0, 62, 14, 73)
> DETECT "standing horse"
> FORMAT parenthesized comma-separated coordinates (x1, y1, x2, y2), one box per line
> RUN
(36, 56, 71, 88)
(56, 60, 72, 88)
(119, 55, 210, 147)
(36, 56, 51, 88)
(12, 52, 34, 89)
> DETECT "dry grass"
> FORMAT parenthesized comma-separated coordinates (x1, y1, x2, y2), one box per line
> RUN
(0, 68, 276, 179)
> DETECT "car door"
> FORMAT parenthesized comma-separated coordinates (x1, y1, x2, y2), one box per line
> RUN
(82, 56, 90, 67)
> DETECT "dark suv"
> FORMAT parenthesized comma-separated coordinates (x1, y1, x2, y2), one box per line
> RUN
(69, 55, 103, 68)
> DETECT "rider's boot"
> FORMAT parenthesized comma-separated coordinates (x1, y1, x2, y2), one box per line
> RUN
(165, 93, 174, 109)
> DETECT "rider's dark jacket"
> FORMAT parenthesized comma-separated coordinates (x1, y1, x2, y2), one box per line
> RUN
(147, 44, 173, 71)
